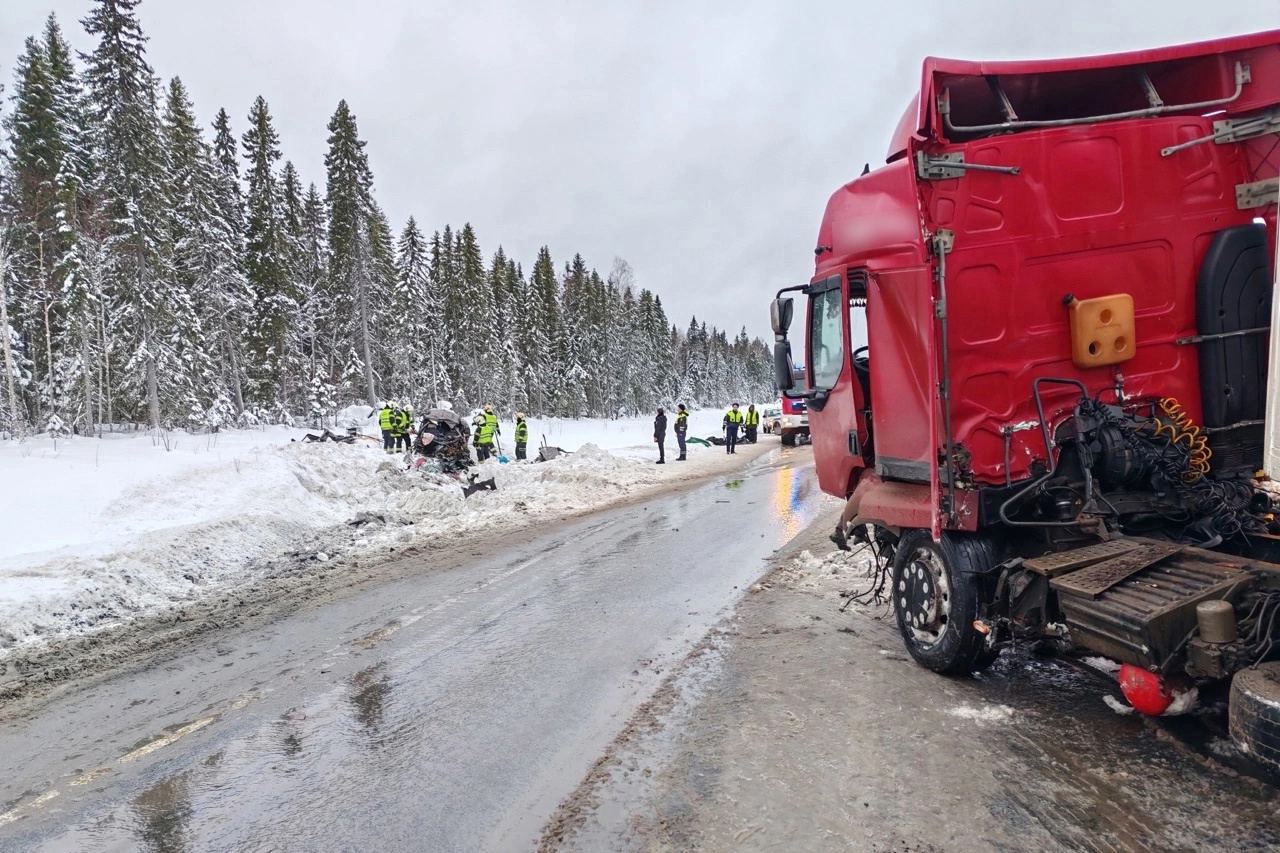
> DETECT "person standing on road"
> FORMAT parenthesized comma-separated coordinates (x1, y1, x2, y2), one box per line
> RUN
(378, 401, 395, 453)
(654, 407, 667, 464)
(514, 412, 529, 460)
(674, 404, 689, 461)
(744, 404, 760, 444)
(723, 403, 743, 454)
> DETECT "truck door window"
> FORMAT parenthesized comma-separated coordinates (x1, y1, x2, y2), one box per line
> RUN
(808, 277, 844, 390)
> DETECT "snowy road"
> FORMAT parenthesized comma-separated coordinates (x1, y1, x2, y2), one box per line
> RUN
(0, 446, 828, 851)
(546, 518, 1280, 852)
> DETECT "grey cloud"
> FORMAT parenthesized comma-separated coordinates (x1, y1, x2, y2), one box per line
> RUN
(3, 0, 1276, 338)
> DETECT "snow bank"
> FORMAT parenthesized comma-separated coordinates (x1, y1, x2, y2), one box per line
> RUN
(0, 414, 758, 658)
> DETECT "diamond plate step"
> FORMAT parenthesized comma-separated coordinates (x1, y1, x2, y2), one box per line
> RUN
(1051, 543, 1183, 599)
(1024, 540, 1139, 578)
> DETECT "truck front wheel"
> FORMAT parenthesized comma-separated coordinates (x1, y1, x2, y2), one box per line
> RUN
(891, 530, 998, 675)
(781, 430, 797, 446)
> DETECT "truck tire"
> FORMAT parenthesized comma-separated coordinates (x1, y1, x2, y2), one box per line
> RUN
(781, 431, 797, 447)
(891, 530, 998, 675)
(1229, 663, 1280, 776)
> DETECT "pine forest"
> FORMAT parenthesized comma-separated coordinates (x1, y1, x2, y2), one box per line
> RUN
(0, 0, 775, 436)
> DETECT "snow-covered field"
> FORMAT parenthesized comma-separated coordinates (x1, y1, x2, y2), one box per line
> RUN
(0, 407, 760, 660)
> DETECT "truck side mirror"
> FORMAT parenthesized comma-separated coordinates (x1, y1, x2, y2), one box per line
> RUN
(774, 341, 796, 392)
(770, 297, 794, 337)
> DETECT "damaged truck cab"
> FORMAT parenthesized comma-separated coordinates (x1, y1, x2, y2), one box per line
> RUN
(773, 31, 1280, 768)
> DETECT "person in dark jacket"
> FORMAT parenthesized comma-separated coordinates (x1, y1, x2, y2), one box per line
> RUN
(674, 404, 689, 461)
(654, 407, 667, 464)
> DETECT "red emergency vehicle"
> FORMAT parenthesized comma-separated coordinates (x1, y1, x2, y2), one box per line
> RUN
(772, 31, 1280, 767)
(779, 385, 809, 446)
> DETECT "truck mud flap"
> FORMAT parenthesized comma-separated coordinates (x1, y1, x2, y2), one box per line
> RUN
(1194, 223, 1272, 476)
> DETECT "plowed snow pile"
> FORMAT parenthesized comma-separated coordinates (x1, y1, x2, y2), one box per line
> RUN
(0, 421, 733, 660)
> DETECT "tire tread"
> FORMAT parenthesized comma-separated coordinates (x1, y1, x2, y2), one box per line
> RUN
(892, 530, 998, 676)
(1229, 663, 1280, 775)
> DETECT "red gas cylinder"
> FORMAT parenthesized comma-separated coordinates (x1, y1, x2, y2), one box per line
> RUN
(1118, 663, 1173, 715)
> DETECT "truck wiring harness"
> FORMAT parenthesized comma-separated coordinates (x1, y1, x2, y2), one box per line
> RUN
(999, 382, 1274, 546)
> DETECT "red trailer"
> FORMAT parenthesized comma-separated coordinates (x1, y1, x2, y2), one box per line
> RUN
(772, 31, 1280, 768)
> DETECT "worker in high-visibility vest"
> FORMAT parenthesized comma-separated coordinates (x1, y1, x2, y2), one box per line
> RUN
(514, 413, 529, 460)
(474, 411, 497, 461)
(483, 404, 499, 437)
(723, 403, 744, 455)
(744, 404, 760, 444)
(378, 402, 395, 452)
(394, 404, 414, 451)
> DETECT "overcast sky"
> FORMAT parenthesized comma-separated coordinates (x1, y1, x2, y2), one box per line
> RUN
(3, 1, 1276, 338)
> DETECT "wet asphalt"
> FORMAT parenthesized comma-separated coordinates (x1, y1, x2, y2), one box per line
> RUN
(0, 447, 827, 852)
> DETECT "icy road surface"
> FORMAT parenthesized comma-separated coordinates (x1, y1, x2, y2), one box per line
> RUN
(0, 447, 829, 851)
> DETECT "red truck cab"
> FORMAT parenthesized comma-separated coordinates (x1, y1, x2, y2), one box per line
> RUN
(770, 30, 1280, 769)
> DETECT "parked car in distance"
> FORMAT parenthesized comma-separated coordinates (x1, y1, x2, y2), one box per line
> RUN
(761, 406, 782, 434)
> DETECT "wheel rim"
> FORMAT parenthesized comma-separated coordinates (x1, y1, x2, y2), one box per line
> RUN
(898, 546, 951, 648)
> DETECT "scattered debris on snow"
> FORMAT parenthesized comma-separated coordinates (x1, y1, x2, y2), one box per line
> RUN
(0, 421, 750, 661)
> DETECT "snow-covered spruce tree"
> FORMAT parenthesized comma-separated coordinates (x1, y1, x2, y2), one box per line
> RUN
(452, 223, 492, 410)
(500, 257, 526, 414)
(5, 33, 62, 428)
(242, 95, 292, 416)
(484, 246, 513, 411)
(520, 245, 556, 416)
(0, 222, 35, 435)
(4, 17, 100, 433)
(207, 106, 251, 418)
(431, 225, 463, 405)
(366, 201, 398, 396)
(324, 100, 383, 407)
(391, 216, 441, 406)
(81, 0, 176, 430)
(582, 267, 608, 416)
(630, 289, 667, 411)
(160, 76, 226, 427)
(618, 284, 642, 414)
(44, 14, 99, 434)
(603, 259, 633, 416)
(555, 255, 589, 417)
(277, 160, 312, 410)
(296, 182, 331, 423)
(648, 294, 675, 404)
(678, 317, 706, 405)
